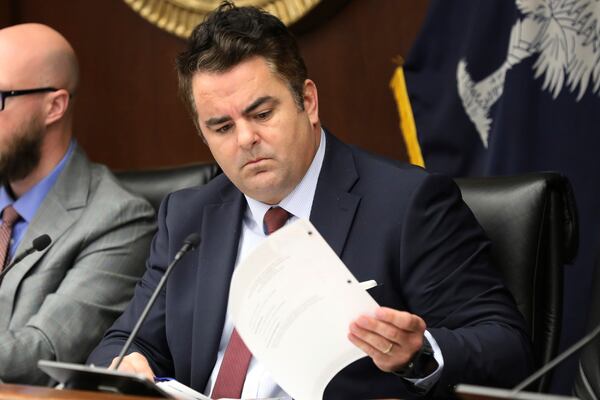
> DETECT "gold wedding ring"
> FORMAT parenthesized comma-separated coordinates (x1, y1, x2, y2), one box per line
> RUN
(382, 343, 393, 354)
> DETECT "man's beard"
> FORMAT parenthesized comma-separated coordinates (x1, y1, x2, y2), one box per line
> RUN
(0, 116, 44, 184)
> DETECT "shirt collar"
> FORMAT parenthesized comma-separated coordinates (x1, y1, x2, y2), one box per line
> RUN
(0, 140, 76, 222)
(245, 129, 326, 230)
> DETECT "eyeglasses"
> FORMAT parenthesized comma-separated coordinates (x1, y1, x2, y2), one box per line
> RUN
(0, 87, 59, 111)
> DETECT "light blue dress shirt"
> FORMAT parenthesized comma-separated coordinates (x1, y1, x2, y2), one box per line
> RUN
(0, 140, 75, 261)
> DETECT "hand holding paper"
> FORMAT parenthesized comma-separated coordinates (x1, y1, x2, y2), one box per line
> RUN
(348, 307, 426, 373)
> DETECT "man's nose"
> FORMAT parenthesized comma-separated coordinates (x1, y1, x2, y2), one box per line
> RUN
(237, 122, 259, 149)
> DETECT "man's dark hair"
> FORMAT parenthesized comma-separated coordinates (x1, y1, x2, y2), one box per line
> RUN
(176, 1, 308, 134)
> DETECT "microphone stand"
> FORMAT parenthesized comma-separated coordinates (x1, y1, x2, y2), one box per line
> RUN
(511, 323, 600, 395)
(112, 234, 200, 369)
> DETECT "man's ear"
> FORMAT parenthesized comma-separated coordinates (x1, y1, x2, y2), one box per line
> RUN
(303, 79, 319, 127)
(44, 89, 70, 125)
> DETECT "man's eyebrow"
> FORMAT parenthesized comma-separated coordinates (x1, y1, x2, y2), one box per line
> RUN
(203, 96, 279, 127)
(242, 96, 279, 115)
(205, 115, 232, 127)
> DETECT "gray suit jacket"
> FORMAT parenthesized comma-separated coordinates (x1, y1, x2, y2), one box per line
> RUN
(0, 146, 156, 384)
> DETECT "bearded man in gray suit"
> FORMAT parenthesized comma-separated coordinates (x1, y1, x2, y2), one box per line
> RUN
(0, 23, 155, 384)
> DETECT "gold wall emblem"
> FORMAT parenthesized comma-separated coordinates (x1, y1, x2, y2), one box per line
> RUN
(123, 0, 323, 38)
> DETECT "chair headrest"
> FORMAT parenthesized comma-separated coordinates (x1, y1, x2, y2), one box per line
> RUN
(456, 172, 578, 263)
(114, 163, 221, 212)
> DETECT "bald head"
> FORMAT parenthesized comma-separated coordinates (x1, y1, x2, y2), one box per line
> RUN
(0, 23, 79, 94)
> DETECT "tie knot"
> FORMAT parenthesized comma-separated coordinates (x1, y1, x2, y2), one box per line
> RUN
(2, 205, 19, 227)
(263, 206, 290, 235)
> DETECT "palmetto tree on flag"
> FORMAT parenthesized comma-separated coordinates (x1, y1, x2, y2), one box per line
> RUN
(457, 0, 600, 147)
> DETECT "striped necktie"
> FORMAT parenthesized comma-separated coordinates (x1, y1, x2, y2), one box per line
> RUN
(0, 205, 20, 271)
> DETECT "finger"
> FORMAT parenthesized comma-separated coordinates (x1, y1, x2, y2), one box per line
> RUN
(353, 313, 426, 365)
(347, 332, 390, 359)
(108, 357, 126, 370)
(375, 307, 426, 333)
(350, 320, 399, 354)
(347, 333, 397, 373)
(354, 315, 412, 346)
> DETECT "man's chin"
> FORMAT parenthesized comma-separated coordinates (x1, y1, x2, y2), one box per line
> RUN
(0, 118, 45, 183)
(0, 158, 40, 183)
(243, 180, 289, 204)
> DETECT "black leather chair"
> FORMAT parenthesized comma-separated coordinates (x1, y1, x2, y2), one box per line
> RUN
(455, 172, 578, 392)
(573, 253, 600, 400)
(114, 162, 221, 212)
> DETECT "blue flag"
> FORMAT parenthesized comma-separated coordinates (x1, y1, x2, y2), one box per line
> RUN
(403, 0, 600, 393)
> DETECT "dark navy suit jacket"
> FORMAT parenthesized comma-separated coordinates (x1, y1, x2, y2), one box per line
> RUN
(88, 133, 533, 399)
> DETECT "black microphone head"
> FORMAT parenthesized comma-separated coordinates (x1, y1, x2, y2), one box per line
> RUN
(184, 233, 201, 249)
(32, 234, 52, 251)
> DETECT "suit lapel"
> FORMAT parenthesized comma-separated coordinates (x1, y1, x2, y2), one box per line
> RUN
(310, 133, 361, 257)
(191, 184, 245, 389)
(0, 148, 90, 328)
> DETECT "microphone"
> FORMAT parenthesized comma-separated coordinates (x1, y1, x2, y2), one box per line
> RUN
(112, 233, 201, 370)
(511, 322, 600, 395)
(0, 234, 52, 281)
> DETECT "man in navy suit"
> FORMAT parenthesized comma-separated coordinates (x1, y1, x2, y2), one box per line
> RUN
(88, 2, 533, 398)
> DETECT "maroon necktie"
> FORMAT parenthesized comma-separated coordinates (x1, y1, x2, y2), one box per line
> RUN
(211, 206, 290, 399)
(0, 205, 20, 271)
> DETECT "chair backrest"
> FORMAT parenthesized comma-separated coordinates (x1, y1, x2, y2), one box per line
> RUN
(573, 255, 600, 400)
(455, 172, 578, 392)
(114, 163, 222, 212)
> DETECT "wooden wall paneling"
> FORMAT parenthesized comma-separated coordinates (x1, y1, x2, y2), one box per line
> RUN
(0, 0, 16, 27)
(298, 0, 429, 162)
(8, 0, 429, 169)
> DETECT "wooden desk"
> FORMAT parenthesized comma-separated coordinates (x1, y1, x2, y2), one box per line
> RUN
(0, 384, 162, 399)
(0, 384, 410, 400)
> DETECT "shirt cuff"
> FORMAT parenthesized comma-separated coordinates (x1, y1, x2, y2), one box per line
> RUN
(403, 330, 444, 391)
